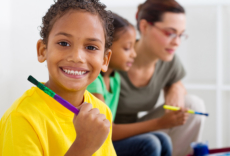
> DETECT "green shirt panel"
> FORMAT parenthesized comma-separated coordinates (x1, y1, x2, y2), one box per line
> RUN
(87, 72, 121, 121)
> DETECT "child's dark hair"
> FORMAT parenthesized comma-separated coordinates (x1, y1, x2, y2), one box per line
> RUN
(136, 0, 185, 31)
(40, 0, 114, 50)
(112, 13, 134, 41)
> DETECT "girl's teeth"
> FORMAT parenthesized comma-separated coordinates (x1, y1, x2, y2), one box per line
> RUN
(63, 69, 86, 75)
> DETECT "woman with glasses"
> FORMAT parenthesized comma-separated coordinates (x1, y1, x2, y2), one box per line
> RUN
(113, 0, 205, 156)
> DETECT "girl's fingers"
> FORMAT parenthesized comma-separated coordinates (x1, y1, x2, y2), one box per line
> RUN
(89, 108, 100, 115)
(97, 114, 106, 121)
(103, 119, 111, 128)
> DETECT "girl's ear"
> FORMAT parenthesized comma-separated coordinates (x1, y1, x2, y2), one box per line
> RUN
(37, 39, 47, 63)
(101, 49, 112, 72)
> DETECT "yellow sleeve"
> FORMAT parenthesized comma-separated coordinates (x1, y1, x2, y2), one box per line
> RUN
(0, 112, 43, 156)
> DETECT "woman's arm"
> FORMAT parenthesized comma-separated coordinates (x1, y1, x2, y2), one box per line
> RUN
(92, 93, 159, 140)
(93, 93, 187, 141)
(112, 109, 188, 141)
(164, 81, 187, 108)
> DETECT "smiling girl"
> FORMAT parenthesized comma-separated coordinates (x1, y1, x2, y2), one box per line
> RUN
(0, 0, 117, 156)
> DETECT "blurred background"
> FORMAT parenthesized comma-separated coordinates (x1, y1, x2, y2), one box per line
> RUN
(1, 0, 230, 149)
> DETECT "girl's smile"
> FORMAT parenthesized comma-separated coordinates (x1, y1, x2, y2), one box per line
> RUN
(60, 66, 89, 79)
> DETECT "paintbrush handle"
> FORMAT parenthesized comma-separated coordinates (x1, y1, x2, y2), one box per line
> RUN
(163, 105, 194, 113)
(53, 95, 80, 115)
(163, 105, 209, 116)
(28, 75, 80, 115)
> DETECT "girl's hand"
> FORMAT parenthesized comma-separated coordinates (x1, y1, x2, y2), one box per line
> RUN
(158, 108, 189, 129)
(72, 103, 110, 155)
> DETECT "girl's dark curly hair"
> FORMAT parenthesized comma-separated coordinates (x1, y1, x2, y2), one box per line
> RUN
(40, 0, 114, 50)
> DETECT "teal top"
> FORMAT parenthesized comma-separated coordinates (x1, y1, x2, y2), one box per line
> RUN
(87, 72, 120, 121)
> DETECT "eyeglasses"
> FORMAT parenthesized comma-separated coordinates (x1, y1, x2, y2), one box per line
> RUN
(148, 22, 188, 41)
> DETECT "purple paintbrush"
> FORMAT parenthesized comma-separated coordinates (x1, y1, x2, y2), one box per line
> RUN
(28, 75, 80, 115)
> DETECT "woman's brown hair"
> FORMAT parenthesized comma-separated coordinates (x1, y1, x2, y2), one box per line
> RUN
(136, 0, 185, 31)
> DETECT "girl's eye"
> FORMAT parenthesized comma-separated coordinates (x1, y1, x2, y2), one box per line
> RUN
(86, 46, 97, 51)
(124, 48, 130, 51)
(58, 42, 70, 47)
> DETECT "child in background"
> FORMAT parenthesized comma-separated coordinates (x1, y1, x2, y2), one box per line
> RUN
(87, 13, 172, 156)
(0, 0, 117, 156)
(87, 13, 136, 121)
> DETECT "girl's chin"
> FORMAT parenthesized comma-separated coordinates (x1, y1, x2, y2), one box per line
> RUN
(119, 66, 130, 72)
(125, 67, 131, 71)
(60, 82, 86, 92)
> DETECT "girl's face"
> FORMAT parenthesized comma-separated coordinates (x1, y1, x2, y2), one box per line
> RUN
(37, 10, 110, 92)
(143, 12, 186, 61)
(109, 27, 136, 71)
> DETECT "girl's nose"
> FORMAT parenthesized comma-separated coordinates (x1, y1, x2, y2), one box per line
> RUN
(67, 49, 85, 63)
(131, 49, 137, 58)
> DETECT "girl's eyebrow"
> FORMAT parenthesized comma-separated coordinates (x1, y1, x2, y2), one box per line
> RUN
(55, 32, 73, 37)
(54, 32, 103, 44)
(86, 38, 103, 44)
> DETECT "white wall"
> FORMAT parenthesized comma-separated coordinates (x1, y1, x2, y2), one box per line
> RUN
(1, 0, 230, 149)
(0, 0, 52, 117)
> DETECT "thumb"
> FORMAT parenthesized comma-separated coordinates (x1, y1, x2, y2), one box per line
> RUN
(73, 102, 89, 121)
(76, 102, 89, 110)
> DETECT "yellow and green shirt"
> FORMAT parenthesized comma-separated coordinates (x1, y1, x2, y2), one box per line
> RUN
(87, 72, 120, 121)
(0, 87, 116, 156)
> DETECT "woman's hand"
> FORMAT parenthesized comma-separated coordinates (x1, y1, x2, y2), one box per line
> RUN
(158, 108, 189, 129)
(65, 103, 110, 156)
